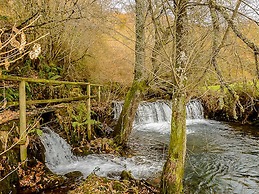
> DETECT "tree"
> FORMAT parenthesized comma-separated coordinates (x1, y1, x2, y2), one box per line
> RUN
(209, 0, 245, 119)
(113, 0, 147, 146)
(0, 18, 45, 193)
(157, 1, 189, 193)
(213, 1, 259, 79)
(0, 0, 110, 81)
(147, 0, 259, 193)
(0, 16, 45, 73)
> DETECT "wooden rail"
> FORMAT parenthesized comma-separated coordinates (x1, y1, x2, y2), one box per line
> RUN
(0, 75, 101, 164)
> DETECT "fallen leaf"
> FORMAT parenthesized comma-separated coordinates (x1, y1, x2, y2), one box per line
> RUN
(4, 58, 10, 70)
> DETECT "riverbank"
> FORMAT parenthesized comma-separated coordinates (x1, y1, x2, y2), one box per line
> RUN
(1, 91, 258, 193)
(200, 81, 259, 126)
(69, 173, 159, 194)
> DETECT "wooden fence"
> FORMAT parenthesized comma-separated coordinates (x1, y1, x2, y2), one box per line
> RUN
(0, 75, 101, 163)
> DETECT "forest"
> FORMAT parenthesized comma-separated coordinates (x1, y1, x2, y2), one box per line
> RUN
(0, 0, 259, 193)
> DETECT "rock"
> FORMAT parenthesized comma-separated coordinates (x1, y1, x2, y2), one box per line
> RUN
(120, 170, 134, 181)
(64, 171, 83, 181)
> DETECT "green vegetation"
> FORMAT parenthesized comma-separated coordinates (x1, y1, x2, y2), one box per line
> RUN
(0, 0, 258, 193)
(69, 173, 159, 194)
(201, 81, 259, 123)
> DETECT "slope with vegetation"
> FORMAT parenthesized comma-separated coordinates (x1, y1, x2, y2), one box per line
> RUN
(0, 0, 259, 193)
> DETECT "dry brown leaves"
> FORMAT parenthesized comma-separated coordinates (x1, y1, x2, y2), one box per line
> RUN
(18, 161, 45, 191)
(0, 110, 19, 124)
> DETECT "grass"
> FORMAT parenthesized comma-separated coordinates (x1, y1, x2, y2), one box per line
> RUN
(204, 80, 259, 96)
(69, 173, 159, 194)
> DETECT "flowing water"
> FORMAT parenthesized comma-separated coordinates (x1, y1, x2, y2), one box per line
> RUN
(40, 100, 259, 193)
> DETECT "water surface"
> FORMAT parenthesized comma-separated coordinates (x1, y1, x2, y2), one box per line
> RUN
(41, 101, 259, 193)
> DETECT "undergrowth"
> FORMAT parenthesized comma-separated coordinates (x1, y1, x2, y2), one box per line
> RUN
(69, 173, 159, 194)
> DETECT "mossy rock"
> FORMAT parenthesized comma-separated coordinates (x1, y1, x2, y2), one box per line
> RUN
(65, 171, 83, 181)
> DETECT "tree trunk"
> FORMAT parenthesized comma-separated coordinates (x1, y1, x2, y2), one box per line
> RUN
(161, 93, 186, 194)
(113, 0, 145, 146)
(214, 1, 259, 79)
(113, 81, 144, 145)
(161, 0, 188, 193)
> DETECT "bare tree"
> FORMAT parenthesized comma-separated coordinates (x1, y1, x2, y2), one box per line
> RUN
(113, 0, 147, 146)
(147, 0, 259, 193)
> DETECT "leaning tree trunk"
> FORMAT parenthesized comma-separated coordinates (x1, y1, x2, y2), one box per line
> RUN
(113, 81, 143, 146)
(214, 1, 259, 79)
(161, 0, 188, 193)
(113, 0, 145, 146)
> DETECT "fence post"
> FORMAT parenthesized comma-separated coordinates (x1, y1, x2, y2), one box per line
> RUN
(19, 80, 27, 164)
(87, 84, 91, 140)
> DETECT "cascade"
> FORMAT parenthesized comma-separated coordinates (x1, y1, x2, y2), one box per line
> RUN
(39, 127, 78, 170)
(39, 100, 204, 180)
(39, 127, 163, 179)
(38, 100, 259, 193)
(113, 99, 204, 123)
(186, 100, 204, 119)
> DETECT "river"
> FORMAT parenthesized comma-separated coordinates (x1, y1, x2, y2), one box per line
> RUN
(40, 100, 259, 193)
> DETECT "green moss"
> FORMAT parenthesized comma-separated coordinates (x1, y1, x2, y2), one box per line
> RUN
(0, 15, 8, 20)
(206, 84, 221, 91)
(113, 80, 144, 146)
(161, 94, 186, 194)
(69, 174, 159, 194)
(201, 80, 259, 122)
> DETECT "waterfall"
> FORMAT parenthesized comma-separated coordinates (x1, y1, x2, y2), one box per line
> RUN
(39, 127, 163, 179)
(39, 127, 78, 170)
(113, 99, 204, 123)
(39, 100, 204, 179)
(134, 101, 171, 125)
(186, 100, 204, 119)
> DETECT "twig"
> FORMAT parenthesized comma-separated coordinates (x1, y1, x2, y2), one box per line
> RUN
(0, 159, 27, 182)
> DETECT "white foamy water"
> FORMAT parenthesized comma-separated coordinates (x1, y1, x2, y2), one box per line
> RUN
(40, 100, 259, 193)
(40, 127, 163, 179)
(113, 99, 204, 122)
(40, 100, 205, 180)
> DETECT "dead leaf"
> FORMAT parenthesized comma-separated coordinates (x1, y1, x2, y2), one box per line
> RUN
(29, 43, 41, 59)
(0, 110, 19, 124)
(25, 136, 30, 148)
(10, 34, 20, 49)
(4, 58, 10, 70)
(0, 164, 4, 171)
(19, 31, 26, 52)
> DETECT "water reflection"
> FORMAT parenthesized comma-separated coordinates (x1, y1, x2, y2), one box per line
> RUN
(42, 99, 259, 193)
(130, 120, 259, 194)
(185, 121, 259, 194)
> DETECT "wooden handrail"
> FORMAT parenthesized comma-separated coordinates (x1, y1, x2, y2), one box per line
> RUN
(0, 75, 102, 164)
(7, 95, 97, 107)
(0, 75, 102, 86)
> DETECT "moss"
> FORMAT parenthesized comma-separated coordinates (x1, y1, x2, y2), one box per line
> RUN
(161, 93, 186, 194)
(113, 80, 145, 146)
(201, 81, 259, 123)
(69, 174, 159, 194)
